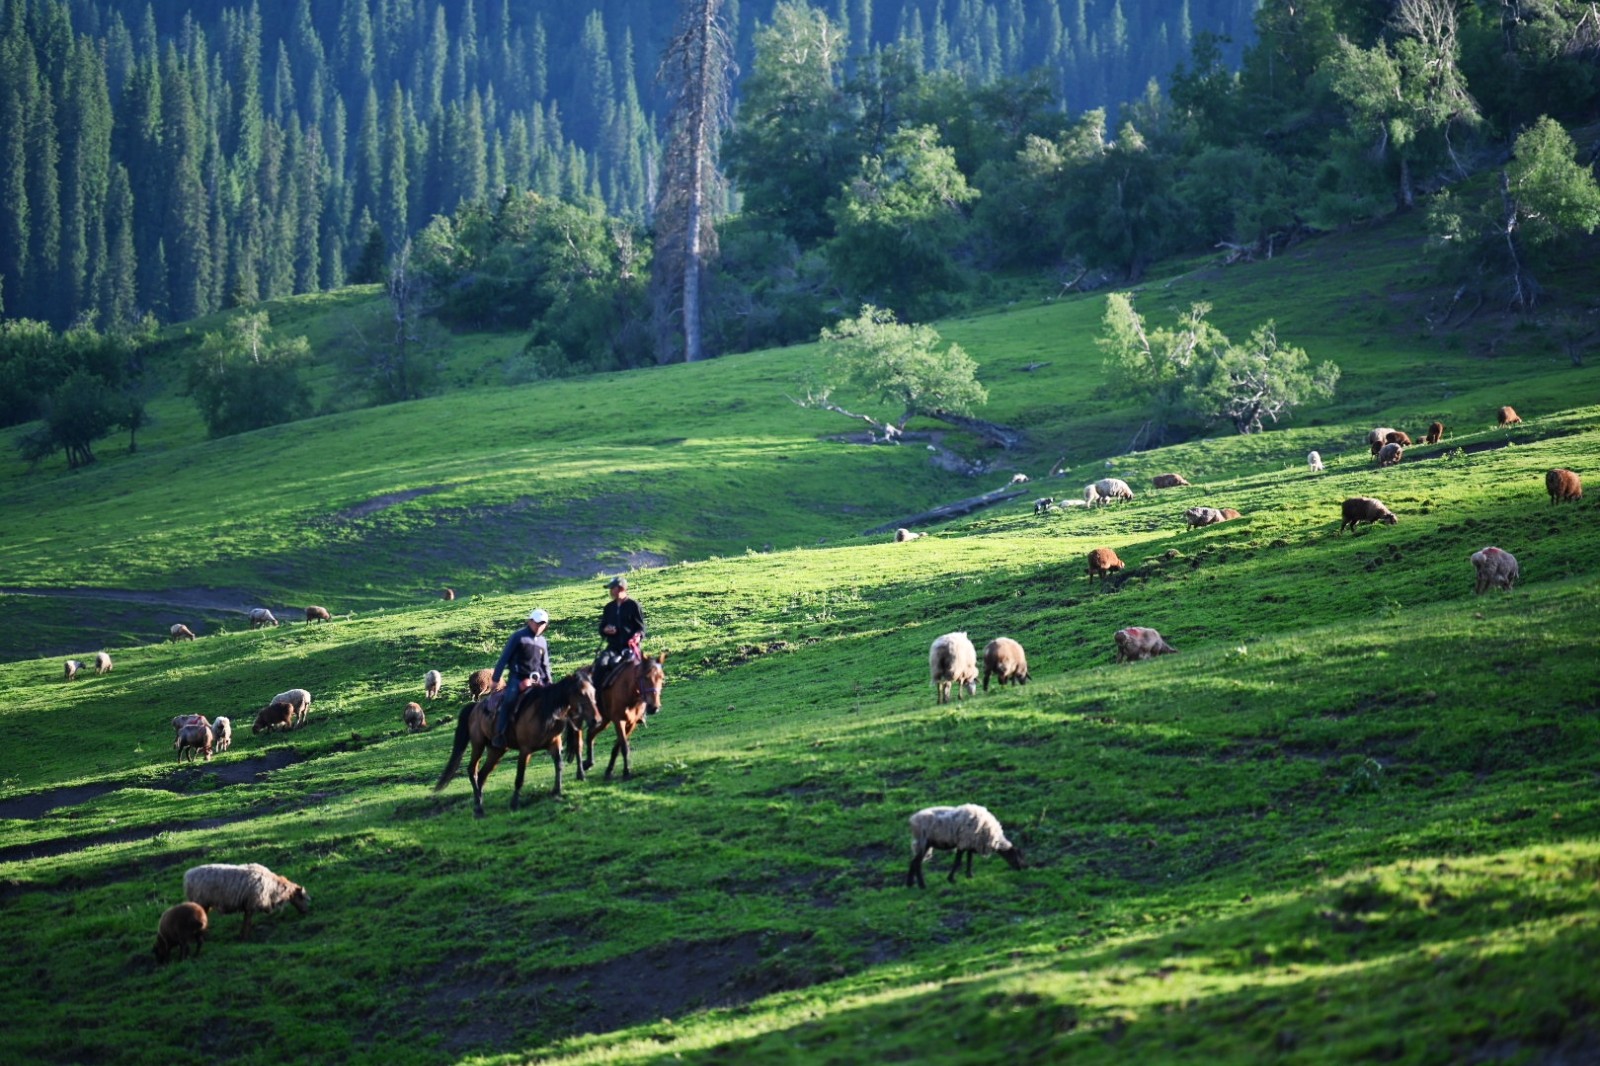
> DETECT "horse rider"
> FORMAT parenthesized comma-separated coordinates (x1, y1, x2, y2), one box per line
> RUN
(490, 608, 552, 747)
(594, 575, 645, 690)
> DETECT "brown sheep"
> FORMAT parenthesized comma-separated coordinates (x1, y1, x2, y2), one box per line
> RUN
(1425, 421, 1445, 445)
(1471, 546, 1520, 594)
(982, 638, 1029, 691)
(1340, 497, 1398, 533)
(1367, 428, 1396, 455)
(403, 702, 428, 732)
(1185, 506, 1225, 530)
(1087, 547, 1125, 584)
(1376, 442, 1404, 467)
(1384, 430, 1412, 448)
(252, 702, 294, 734)
(1498, 405, 1522, 426)
(1152, 473, 1191, 488)
(1546, 468, 1583, 504)
(1218, 508, 1242, 520)
(1114, 627, 1177, 662)
(152, 902, 208, 964)
(175, 723, 213, 763)
(441, 588, 456, 601)
(304, 605, 331, 623)
(170, 623, 197, 642)
(467, 668, 502, 700)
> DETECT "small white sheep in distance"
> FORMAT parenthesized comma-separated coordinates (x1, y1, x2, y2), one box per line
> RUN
(929, 632, 979, 704)
(1114, 626, 1177, 662)
(1471, 546, 1519, 594)
(183, 862, 308, 940)
(982, 638, 1029, 691)
(894, 527, 924, 542)
(906, 804, 1024, 888)
(152, 901, 208, 964)
(424, 669, 443, 701)
(1308, 451, 1324, 472)
(175, 723, 213, 763)
(170, 623, 197, 642)
(404, 702, 428, 732)
(248, 608, 279, 628)
(268, 688, 312, 727)
(211, 716, 233, 753)
(64, 659, 85, 681)
(1009, 472, 1029, 484)
(94, 651, 112, 675)
(1084, 477, 1134, 507)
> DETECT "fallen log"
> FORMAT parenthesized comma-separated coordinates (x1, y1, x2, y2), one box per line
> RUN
(864, 487, 1029, 536)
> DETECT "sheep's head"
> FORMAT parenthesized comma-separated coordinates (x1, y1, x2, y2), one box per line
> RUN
(289, 884, 309, 914)
(1380, 512, 1398, 526)
(1000, 845, 1025, 870)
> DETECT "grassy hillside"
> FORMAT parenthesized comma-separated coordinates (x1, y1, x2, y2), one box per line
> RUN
(1, 217, 1597, 1064)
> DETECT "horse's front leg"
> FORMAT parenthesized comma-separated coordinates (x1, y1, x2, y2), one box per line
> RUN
(510, 748, 532, 810)
(474, 746, 505, 818)
(606, 721, 633, 780)
(565, 728, 585, 782)
(547, 741, 563, 797)
(582, 722, 599, 772)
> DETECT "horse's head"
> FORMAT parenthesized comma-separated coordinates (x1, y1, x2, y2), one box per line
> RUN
(570, 671, 601, 729)
(639, 652, 667, 716)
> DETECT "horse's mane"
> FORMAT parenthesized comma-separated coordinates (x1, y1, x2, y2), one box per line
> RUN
(524, 673, 582, 723)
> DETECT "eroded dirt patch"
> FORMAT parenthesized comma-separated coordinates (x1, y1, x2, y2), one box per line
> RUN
(0, 749, 303, 822)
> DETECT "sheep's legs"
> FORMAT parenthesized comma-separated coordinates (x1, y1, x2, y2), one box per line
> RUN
(908, 844, 931, 888)
(947, 849, 971, 882)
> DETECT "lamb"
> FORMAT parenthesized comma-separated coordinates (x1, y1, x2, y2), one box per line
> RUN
(152, 902, 208, 964)
(1425, 421, 1445, 445)
(94, 651, 112, 675)
(1308, 450, 1325, 472)
(170, 623, 197, 642)
(1185, 506, 1225, 530)
(441, 588, 456, 601)
(1498, 405, 1522, 426)
(1546, 468, 1583, 504)
(894, 527, 924, 542)
(247, 608, 279, 629)
(928, 632, 980, 704)
(467, 668, 502, 700)
(183, 862, 308, 940)
(1084, 478, 1134, 506)
(64, 659, 85, 681)
(1367, 428, 1396, 455)
(1384, 430, 1413, 448)
(1087, 547, 1125, 584)
(261, 688, 312, 728)
(1339, 496, 1398, 533)
(1376, 442, 1404, 467)
(1114, 626, 1177, 662)
(1033, 497, 1055, 515)
(403, 702, 428, 732)
(906, 804, 1024, 888)
(423, 669, 443, 701)
(1471, 546, 1519, 594)
(211, 716, 233, 754)
(304, 605, 331, 623)
(1151, 473, 1191, 488)
(982, 638, 1029, 691)
(1219, 507, 1242, 521)
(252, 703, 293, 734)
(175, 723, 213, 763)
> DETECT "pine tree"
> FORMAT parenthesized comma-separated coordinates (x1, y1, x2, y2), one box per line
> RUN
(381, 82, 408, 242)
(0, 26, 35, 315)
(59, 38, 113, 321)
(353, 81, 381, 237)
(160, 45, 212, 321)
(99, 162, 137, 327)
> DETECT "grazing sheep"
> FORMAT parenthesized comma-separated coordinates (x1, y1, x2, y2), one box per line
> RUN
(170, 623, 197, 642)
(183, 862, 308, 941)
(1151, 473, 1191, 488)
(1087, 547, 1125, 584)
(1425, 421, 1445, 445)
(906, 804, 1023, 888)
(424, 669, 443, 701)
(175, 723, 213, 763)
(1339, 496, 1399, 533)
(1114, 626, 1177, 662)
(1546, 468, 1583, 504)
(152, 902, 208, 964)
(1185, 506, 1226, 530)
(211, 716, 233, 754)
(261, 688, 312, 728)
(894, 527, 923, 542)
(252, 703, 293, 734)
(1219, 507, 1242, 521)
(403, 702, 428, 732)
(928, 632, 980, 704)
(981, 638, 1029, 691)
(467, 668, 500, 700)
(1009, 472, 1029, 484)
(1376, 442, 1404, 467)
(247, 608, 279, 629)
(171, 713, 209, 736)
(1308, 450, 1325, 472)
(64, 659, 85, 681)
(1471, 546, 1520, 594)
(94, 651, 112, 675)
(1033, 497, 1055, 515)
(1085, 478, 1134, 506)
(304, 605, 331, 623)
(441, 588, 456, 601)
(1367, 428, 1396, 455)
(1384, 430, 1413, 448)
(1498, 405, 1522, 426)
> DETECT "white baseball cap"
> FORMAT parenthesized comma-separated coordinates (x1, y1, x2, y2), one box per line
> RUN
(527, 608, 549, 623)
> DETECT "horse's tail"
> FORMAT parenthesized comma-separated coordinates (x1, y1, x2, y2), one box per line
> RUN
(433, 702, 477, 791)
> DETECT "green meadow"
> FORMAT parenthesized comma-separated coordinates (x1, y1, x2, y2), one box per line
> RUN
(1, 217, 1597, 1064)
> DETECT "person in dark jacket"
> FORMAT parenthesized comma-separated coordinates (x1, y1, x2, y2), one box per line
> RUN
(490, 608, 552, 747)
(594, 576, 645, 688)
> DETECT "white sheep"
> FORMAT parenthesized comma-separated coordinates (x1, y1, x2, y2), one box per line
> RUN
(1009, 472, 1029, 484)
(1084, 477, 1134, 507)
(183, 862, 309, 940)
(423, 669, 443, 701)
(64, 659, 85, 681)
(267, 688, 312, 727)
(170, 623, 197, 642)
(906, 804, 1024, 887)
(928, 632, 979, 704)
(94, 651, 112, 675)
(211, 716, 233, 753)
(247, 608, 279, 629)
(1308, 450, 1324, 472)
(1471, 546, 1519, 594)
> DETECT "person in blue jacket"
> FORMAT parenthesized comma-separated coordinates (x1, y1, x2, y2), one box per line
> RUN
(490, 607, 551, 747)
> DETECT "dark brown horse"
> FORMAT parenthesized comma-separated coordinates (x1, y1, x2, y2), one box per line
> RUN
(433, 672, 599, 816)
(568, 652, 667, 780)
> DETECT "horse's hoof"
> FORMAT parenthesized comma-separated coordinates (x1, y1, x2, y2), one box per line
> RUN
(473, 806, 485, 819)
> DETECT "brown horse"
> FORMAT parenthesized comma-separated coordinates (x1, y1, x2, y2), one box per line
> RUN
(433, 672, 599, 816)
(568, 652, 667, 780)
